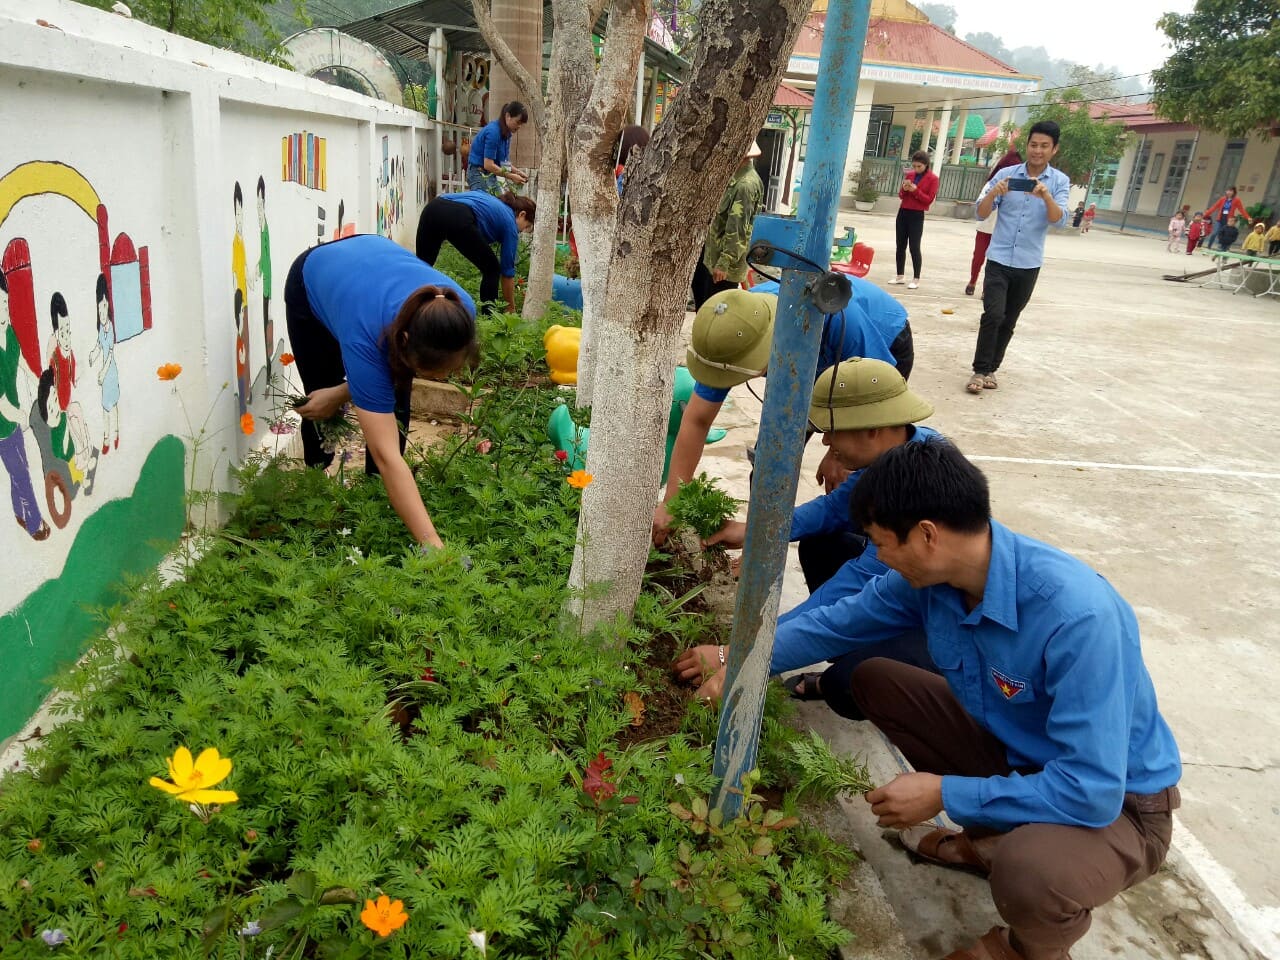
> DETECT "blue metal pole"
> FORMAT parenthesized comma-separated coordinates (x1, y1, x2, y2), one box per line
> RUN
(711, 0, 872, 817)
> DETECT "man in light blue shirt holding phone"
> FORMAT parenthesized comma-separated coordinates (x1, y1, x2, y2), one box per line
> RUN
(967, 120, 1070, 396)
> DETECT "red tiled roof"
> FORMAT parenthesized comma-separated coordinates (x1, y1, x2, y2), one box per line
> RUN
(975, 124, 1013, 148)
(775, 83, 815, 108)
(791, 14, 1032, 79)
(1089, 101, 1196, 133)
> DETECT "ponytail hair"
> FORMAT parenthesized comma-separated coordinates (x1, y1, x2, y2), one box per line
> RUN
(384, 285, 477, 387)
(500, 191, 536, 224)
(501, 101, 529, 123)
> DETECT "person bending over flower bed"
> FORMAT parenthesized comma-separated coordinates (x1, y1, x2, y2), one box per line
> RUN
(284, 234, 476, 551)
(415, 190, 535, 315)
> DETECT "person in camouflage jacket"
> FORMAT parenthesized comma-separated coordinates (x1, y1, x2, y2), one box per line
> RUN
(692, 141, 765, 309)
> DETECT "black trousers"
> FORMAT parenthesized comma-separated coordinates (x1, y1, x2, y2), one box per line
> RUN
(283, 243, 408, 476)
(415, 197, 501, 311)
(889, 321, 914, 382)
(972, 259, 1039, 376)
(691, 250, 739, 310)
(794, 529, 937, 721)
(894, 207, 925, 278)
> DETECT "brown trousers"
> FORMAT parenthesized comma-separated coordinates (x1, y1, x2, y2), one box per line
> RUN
(850, 659, 1175, 960)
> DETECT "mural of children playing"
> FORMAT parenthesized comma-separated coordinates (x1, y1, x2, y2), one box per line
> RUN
(235, 287, 250, 416)
(87, 274, 120, 454)
(254, 176, 273, 392)
(0, 272, 49, 541)
(47, 293, 92, 477)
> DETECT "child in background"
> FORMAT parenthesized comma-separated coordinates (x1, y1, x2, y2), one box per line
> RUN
(1185, 212, 1210, 254)
(1166, 210, 1186, 252)
(1080, 204, 1096, 234)
(1266, 220, 1280, 258)
(1071, 201, 1086, 229)
(1242, 221, 1268, 255)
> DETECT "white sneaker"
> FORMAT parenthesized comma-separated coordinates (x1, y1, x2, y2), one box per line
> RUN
(907, 280, 919, 289)
(888, 277, 905, 285)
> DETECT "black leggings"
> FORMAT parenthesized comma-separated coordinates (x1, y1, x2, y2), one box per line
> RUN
(889, 321, 914, 382)
(415, 197, 501, 309)
(895, 207, 925, 278)
(283, 243, 408, 475)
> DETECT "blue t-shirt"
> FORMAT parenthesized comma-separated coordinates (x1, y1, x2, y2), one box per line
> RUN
(468, 119, 511, 169)
(302, 235, 475, 414)
(442, 192, 521, 277)
(692, 278, 908, 402)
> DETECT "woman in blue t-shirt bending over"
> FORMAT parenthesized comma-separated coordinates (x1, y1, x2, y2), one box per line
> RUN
(416, 190, 535, 315)
(284, 234, 477, 550)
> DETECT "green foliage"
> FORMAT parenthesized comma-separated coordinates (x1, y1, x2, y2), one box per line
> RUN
(75, 0, 307, 62)
(787, 731, 875, 802)
(1001, 88, 1130, 186)
(849, 165, 880, 202)
(0, 351, 853, 957)
(1152, 0, 1280, 139)
(666, 474, 739, 541)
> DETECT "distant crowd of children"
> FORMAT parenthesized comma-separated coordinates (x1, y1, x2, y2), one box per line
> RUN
(1167, 200, 1274, 257)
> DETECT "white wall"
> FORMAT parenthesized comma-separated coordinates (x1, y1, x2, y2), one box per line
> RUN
(0, 0, 434, 740)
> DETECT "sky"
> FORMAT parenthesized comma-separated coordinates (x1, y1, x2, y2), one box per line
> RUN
(947, 0, 1198, 80)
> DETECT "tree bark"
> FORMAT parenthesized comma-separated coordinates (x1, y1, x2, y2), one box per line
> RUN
(522, 106, 566, 320)
(565, 0, 812, 632)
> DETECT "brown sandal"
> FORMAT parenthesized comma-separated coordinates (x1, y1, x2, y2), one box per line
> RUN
(897, 825, 993, 878)
(982, 374, 999, 390)
(966, 374, 985, 394)
(942, 926, 1037, 960)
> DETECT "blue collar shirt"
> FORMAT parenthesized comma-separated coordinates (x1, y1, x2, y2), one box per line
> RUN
(976, 163, 1071, 270)
(467, 119, 511, 169)
(770, 520, 1182, 831)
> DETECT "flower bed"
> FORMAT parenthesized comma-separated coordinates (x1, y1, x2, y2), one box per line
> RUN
(0, 306, 860, 959)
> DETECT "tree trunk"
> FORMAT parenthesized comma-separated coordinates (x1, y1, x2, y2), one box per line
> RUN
(522, 105, 566, 320)
(565, 0, 813, 632)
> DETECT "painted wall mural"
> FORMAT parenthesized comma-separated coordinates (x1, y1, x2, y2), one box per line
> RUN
(282, 131, 328, 191)
(377, 136, 406, 240)
(0, 161, 154, 539)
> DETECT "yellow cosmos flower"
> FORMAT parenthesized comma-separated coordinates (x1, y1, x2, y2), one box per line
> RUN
(360, 895, 409, 937)
(148, 746, 239, 805)
(566, 470, 593, 489)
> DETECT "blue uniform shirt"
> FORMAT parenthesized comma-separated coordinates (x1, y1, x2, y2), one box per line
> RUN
(692, 278, 908, 403)
(771, 520, 1182, 831)
(441, 191, 521, 277)
(302, 235, 475, 413)
(975, 163, 1071, 270)
(790, 425, 938, 543)
(467, 119, 511, 170)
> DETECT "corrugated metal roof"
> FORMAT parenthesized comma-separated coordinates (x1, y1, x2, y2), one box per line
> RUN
(792, 14, 1035, 80)
(334, 0, 689, 80)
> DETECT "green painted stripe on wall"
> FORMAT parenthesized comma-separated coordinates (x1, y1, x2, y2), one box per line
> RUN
(0, 435, 186, 740)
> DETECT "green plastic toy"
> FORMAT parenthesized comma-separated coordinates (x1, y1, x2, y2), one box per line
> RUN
(546, 366, 726, 484)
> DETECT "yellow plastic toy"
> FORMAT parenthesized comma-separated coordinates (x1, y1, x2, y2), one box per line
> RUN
(544, 325, 581, 385)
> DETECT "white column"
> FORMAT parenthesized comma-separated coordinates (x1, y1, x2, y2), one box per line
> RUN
(933, 99, 953, 173)
(842, 78, 876, 192)
(900, 111, 914, 159)
(634, 50, 645, 125)
(950, 108, 968, 164)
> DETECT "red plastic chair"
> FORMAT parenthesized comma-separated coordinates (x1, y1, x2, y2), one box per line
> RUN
(831, 242, 874, 278)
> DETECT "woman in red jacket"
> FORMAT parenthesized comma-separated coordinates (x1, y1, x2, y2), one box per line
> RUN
(1203, 185, 1251, 249)
(890, 150, 940, 289)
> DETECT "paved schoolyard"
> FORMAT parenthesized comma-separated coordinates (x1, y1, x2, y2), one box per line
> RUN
(694, 207, 1279, 958)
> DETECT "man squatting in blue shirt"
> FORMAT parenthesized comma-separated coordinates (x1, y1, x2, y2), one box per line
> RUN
(683, 439, 1182, 960)
(674, 357, 942, 716)
(966, 120, 1071, 397)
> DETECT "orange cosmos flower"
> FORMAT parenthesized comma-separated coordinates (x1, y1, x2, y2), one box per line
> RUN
(240, 412, 255, 435)
(157, 363, 183, 381)
(566, 470, 593, 489)
(360, 895, 408, 937)
(279, 353, 295, 365)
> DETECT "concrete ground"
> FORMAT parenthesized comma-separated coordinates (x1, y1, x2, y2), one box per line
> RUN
(690, 209, 1279, 958)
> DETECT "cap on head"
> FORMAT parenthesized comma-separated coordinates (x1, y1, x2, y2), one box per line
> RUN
(746, 140, 762, 160)
(808, 358, 933, 433)
(686, 289, 776, 389)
